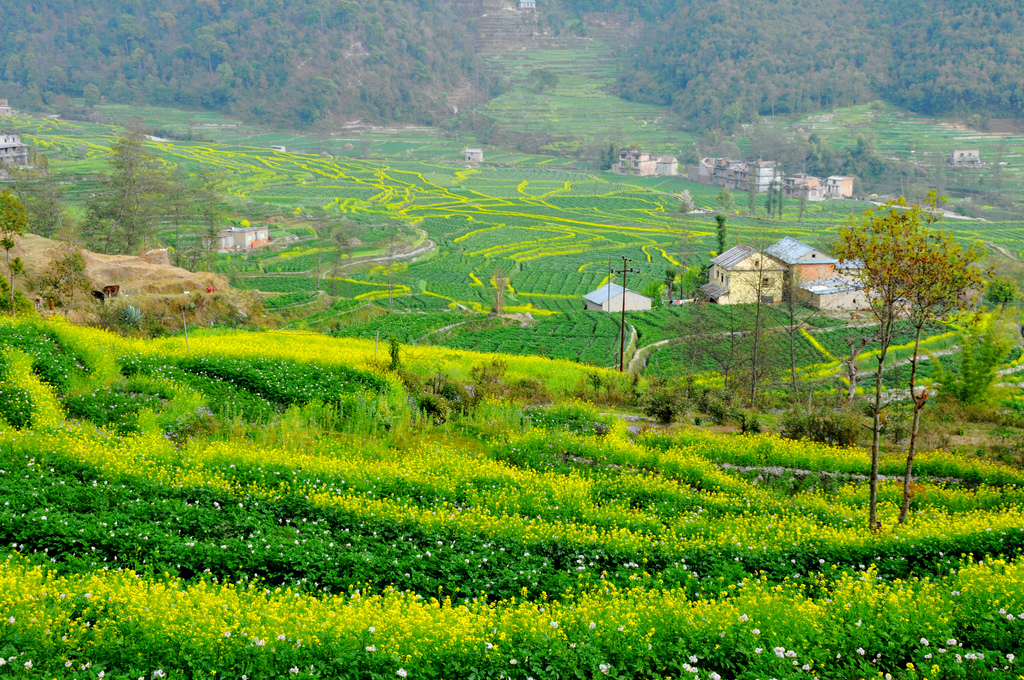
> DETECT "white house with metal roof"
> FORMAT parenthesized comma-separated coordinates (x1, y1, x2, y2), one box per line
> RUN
(464, 148, 483, 163)
(700, 244, 787, 305)
(583, 282, 652, 312)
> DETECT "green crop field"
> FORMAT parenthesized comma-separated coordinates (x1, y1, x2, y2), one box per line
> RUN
(1, 318, 1023, 679)
(9, 108, 1024, 384)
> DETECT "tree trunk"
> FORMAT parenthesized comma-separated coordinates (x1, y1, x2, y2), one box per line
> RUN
(899, 325, 926, 524)
(750, 278, 763, 406)
(6, 249, 14, 315)
(869, 346, 888, 531)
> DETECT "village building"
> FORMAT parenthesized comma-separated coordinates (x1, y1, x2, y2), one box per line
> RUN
(464, 148, 484, 163)
(764, 236, 837, 284)
(824, 176, 855, 198)
(691, 157, 780, 192)
(783, 174, 825, 201)
(0, 132, 28, 166)
(217, 225, 271, 252)
(270, 145, 287, 153)
(700, 244, 786, 305)
(654, 156, 679, 176)
(692, 158, 857, 199)
(702, 237, 866, 311)
(798, 277, 865, 310)
(517, 0, 536, 8)
(0, 99, 12, 116)
(613, 149, 657, 176)
(949, 149, 981, 170)
(583, 282, 652, 312)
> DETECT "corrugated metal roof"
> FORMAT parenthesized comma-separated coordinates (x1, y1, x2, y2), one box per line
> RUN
(799, 278, 864, 295)
(836, 258, 864, 270)
(765, 236, 837, 265)
(700, 282, 728, 299)
(711, 243, 757, 269)
(584, 282, 641, 304)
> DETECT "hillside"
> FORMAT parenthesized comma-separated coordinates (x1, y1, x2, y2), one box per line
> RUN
(587, 0, 1024, 128)
(0, 0, 479, 127)
(0, 318, 1022, 678)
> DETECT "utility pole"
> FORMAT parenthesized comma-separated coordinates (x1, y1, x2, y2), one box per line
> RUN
(611, 256, 640, 372)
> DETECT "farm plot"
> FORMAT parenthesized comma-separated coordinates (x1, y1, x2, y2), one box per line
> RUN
(1, 319, 1023, 679)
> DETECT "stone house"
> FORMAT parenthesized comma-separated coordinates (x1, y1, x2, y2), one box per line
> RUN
(464, 148, 483, 163)
(700, 244, 787, 305)
(583, 282, 652, 312)
(949, 149, 981, 170)
(0, 99, 12, 116)
(517, 0, 536, 8)
(654, 156, 678, 176)
(798, 277, 865, 310)
(0, 132, 28, 165)
(217, 225, 271, 252)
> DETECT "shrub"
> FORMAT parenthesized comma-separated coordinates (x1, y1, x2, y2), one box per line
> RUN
(640, 380, 684, 424)
(782, 408, 860, 447)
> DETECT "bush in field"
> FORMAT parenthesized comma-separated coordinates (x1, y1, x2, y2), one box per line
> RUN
(640, 378, 685, 424)
(782, 408, 860, 447)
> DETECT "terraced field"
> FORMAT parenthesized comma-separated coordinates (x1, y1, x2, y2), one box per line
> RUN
(11, 111, 1024, 382)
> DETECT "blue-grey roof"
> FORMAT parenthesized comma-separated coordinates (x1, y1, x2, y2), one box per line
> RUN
(584, 282, 645, 304)
(711, 244, 757, 269)
(765, 237, 838, 265)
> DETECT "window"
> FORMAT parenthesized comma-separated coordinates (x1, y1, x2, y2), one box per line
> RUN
(762, 277, 770, 286)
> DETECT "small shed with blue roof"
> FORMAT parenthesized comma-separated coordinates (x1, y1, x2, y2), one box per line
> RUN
(583, 282, 652, 312)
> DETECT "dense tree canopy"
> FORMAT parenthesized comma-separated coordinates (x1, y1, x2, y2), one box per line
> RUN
(0, 0, 478, 127)
(567, 0, 1024, 128)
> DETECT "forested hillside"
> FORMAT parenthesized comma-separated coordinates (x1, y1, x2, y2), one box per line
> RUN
(0, 0, 478, 127)
(568, 0, 1024, 129)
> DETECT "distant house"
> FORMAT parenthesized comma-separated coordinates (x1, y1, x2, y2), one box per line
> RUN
(692, 157, 780, 192)
(218, 225, 271, 252)
(949, 149, 981, 170)
(654, 156, 679, 176)
(517, 0, 536, 8)
(270, 145, 287, 153)
(700, 244, 786, 305)
(464, 148, 483, 163)
(0, 99, 11, 116)
(583, 282, 652, 312)
(783, 174, 825, 201)
(765, 236, 837, 285)
(748, 160, 781, 193)
(0, 132, 28, 166)
(613, 149, 656, 176)
(824, 176, 855, 198)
